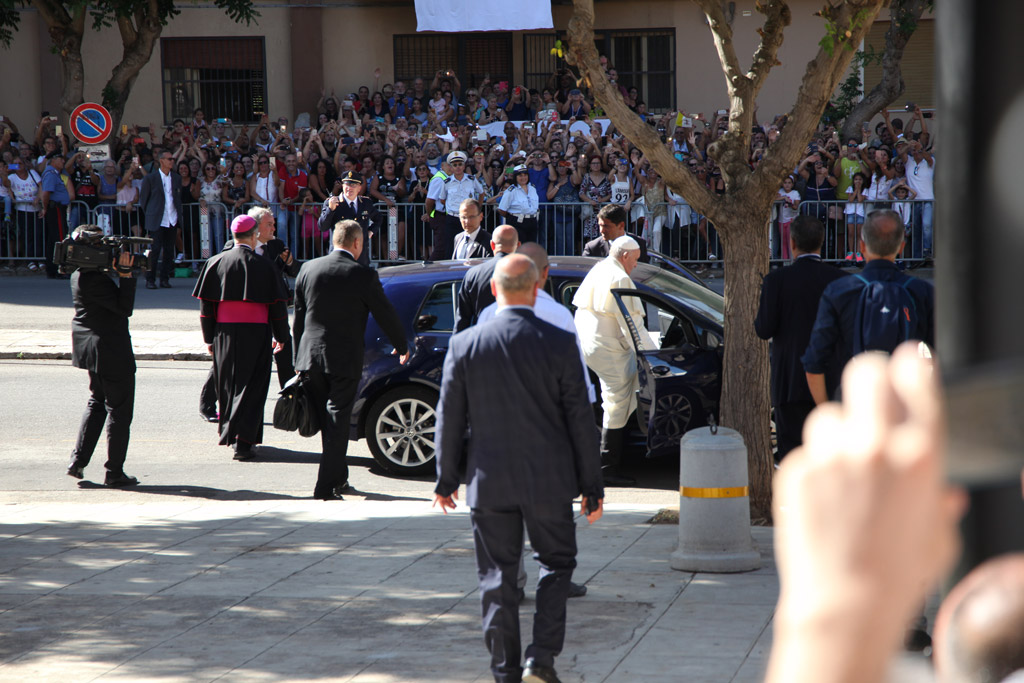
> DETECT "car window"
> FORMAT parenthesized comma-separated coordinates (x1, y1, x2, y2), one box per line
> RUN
(559, 283, 580, 314)
(632, 268, 724, 326)
(417, 281, 459, 332)
(622, 292, 698, 350)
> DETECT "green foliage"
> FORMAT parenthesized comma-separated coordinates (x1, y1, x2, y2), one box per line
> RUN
(818, 7, 873, 57)
(820, 48, 881, 127)
(0, 0, 259, 49)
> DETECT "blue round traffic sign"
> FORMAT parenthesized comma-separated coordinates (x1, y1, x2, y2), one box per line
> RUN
(70, 103, 113, 144)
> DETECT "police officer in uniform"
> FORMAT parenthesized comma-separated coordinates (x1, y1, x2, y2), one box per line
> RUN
(437, 151, 484, 259)
(423, 157, 450, 260)
(318, 170, 382, 267)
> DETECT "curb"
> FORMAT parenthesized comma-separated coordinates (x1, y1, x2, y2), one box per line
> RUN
(0, 351, 210, 361)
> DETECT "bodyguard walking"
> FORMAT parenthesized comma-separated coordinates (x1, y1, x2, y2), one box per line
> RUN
(293, 220, 409, 500)
(434, 254, 604, 683)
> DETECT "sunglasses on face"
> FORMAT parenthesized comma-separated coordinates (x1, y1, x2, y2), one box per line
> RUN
(259, 160, 269, 165)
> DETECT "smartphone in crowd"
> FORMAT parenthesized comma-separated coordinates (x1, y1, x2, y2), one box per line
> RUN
(217, 118, 228, 124)
(475, 129, 487, 142)
(280, 125, 287, 133)
(132, 156, 139, 166)
(8, 163, 19, 171)
(122, 124, 128, 135)
(55, 124, 62, 136)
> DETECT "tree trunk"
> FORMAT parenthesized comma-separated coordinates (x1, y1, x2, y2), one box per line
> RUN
(840, 0, 931, 141)
(104, 8, 164, 136)
(718, 211, 772, 518)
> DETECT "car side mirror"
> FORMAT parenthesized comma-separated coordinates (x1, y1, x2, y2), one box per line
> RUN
(702, 329, 721, 350)
(415, 314, 437, 332)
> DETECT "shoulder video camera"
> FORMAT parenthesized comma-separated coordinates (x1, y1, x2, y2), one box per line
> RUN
(53, 226, 152, 275)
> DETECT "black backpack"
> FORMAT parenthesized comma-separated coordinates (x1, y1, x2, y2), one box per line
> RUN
(851, 273, 920, 355)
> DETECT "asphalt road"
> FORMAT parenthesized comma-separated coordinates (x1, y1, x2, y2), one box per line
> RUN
(0, 359, 681, 506)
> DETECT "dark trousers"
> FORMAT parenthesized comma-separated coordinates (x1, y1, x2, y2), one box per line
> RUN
(471, 502, 577, 683)
(774, 400, 815, 462)
(43, 203, 67, 277)
(304, 366, 358, 496)
(507, 215, 538, 244)
(147, 224, 177, 283)
(429, 214, 460, 260)
(70, 370, 135, 475)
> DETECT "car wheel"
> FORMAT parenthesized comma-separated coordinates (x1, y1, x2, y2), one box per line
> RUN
(650, 390, 698, 452)
(366, 386, 439, 476)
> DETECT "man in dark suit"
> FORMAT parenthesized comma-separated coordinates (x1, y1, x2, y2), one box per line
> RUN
(66, 230, 140, 487)
(754, 215, 845, 461)
(434, 254, 604, 683)
(452, 198, 493, 260)
(581, 204, 649, 263)
(317, 170, 382, 267)
(453, 224, 518, 332)
(138, 149, 183, 289)
(293, 219, 410, 500)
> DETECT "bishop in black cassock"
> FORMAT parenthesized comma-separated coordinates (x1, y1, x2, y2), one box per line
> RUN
(192, 214, 290, 459)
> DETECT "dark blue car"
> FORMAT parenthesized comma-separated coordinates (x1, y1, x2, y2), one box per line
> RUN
(352, 255, 725, 476)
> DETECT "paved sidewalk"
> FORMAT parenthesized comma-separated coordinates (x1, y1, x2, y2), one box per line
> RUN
(0, 329, 209, 360)
(0, 500, 777, 683)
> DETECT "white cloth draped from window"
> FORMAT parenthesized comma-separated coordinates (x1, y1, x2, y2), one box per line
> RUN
(414, 0, 552, 32)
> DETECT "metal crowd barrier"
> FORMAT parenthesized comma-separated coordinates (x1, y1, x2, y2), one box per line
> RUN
(0, 195, 936, 272)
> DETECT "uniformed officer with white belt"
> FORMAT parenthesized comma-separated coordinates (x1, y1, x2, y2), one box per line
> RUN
(497, 164, 540, 243)
(436, 151, 483, 260)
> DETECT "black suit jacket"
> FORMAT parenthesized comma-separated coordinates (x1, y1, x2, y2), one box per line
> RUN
(454, 251, 507, 332)
(582, 233, 650, 263)
(71, 270, 137, 377)
(139, 169, 183, 233)
(293, 250, 408, 377)
(317, 196, 382, 267)
(435, 308, 603, 507)
(452, 228, 493, 260)
(754, 255, 845, 405)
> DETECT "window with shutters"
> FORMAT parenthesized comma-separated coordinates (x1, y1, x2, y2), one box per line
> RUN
(393, 33, 513, 91)
(863, 19, 935, 109)
(160, 37, 267, 125)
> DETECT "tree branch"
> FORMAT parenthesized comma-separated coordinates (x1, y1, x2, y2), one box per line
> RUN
(840, 0, 930, 140)
(755, 1, 885, 198)
(32, 0, 72, 33)
(746, 0, 791, 95)
(568, 0, 718, 219)
(116, 15, 136, 46)
(693, 0, 748, 97)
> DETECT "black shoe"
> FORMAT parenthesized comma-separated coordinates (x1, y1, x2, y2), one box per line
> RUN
(159, 280, 172, 288)
(523, 658, 561, 683)
(316, 482, 350, 500)
(105, 473, 139, 487)
(200, 411, 219, 423)
(233, 442, 256, 461)
(602, 471, 636, 487)
(145, 281, 158, 290)
(568, 581, 587, 598)
(66, 463, 85, 480)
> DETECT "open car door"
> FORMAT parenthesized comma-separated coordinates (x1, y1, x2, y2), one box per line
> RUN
(610, 288, 721, 456)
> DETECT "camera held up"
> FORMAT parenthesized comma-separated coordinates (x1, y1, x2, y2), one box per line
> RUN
(53, 226, 152, 276)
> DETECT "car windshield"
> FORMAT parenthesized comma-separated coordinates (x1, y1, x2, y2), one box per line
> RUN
(633, 268, 724, 326)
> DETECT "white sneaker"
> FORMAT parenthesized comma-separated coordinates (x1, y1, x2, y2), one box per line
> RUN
(175, 253, 185, 264)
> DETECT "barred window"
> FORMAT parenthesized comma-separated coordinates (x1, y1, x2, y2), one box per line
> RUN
(160, 37, 267, 125)
(522, 29, 676, 112)
(393, 33, 513, 91)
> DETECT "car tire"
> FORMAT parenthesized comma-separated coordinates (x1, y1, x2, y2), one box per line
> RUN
(365, 386, 439, 476)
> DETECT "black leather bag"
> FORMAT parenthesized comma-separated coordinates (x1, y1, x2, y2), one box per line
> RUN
(273, 375, 319, 437)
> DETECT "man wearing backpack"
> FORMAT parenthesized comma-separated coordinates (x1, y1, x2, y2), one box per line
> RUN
(801, 209, 934, 405)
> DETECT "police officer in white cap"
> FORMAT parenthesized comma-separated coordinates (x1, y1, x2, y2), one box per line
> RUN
(437, 150, 483, 259)
(498, 164, 540, 243)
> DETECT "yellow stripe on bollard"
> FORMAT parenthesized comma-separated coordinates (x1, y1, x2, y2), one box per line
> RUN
(680, 486, 749, 499)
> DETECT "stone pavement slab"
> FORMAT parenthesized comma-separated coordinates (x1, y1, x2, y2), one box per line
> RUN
(0, 500, 780, 683)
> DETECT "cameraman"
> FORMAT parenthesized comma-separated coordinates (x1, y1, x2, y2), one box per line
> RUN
(66, 227, 140, 487)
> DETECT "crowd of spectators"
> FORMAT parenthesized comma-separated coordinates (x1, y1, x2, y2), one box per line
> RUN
(0, 60, 936, 272)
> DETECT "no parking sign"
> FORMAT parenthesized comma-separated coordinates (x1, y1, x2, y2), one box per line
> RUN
(70, 102, 113, 144)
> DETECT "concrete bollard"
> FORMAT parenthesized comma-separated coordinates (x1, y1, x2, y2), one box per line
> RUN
(670, 426, 761, 573)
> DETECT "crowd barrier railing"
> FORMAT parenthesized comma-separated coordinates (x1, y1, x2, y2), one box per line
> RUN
(0, 195, 936, 272)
